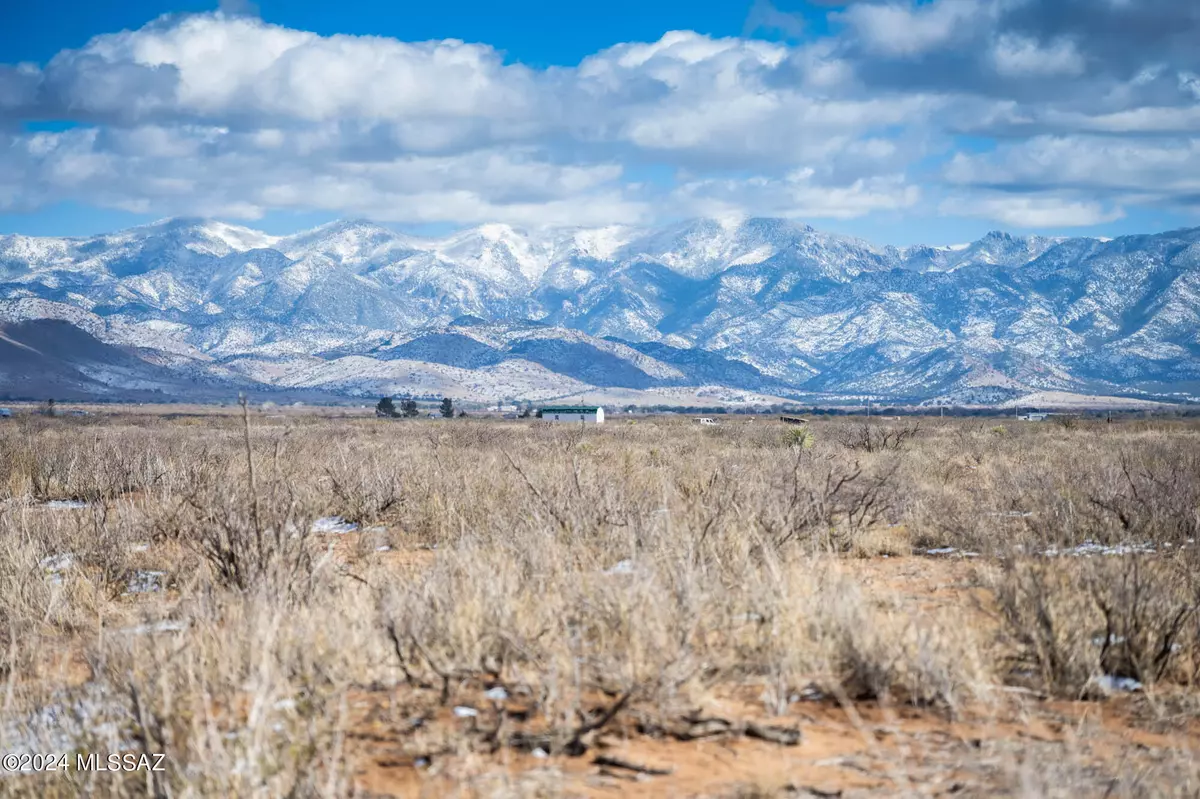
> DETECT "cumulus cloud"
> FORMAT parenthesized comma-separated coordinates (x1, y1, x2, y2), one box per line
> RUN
(1, 2, 1199, 230)
(675, 170, 920, 220)
(16, 15, 541, 134)
(989, 34, 1085, 78)
(944, 135, 1200, 211)
(838, 0, 988, 58)
(0, 126, 645, 226)
(940, 194, 1126, 228)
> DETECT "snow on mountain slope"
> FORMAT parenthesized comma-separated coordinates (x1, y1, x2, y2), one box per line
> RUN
(902, 231, 1063, 273)
(224, 354, 594, 402)
(2, 216, 1199, 403)
(278, 220, 418, 267)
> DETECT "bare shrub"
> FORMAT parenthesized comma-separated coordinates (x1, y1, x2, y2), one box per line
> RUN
(380, 541, 985, 734)
(755, 449, 900, 553)
(1090, 554, 1199, 685)
(0, 426, 168, 503)
(837, 421, 921, 453)
(993, 554, 1200, 695)
(1084, 448, 1200, 546)
(992, 558, 1106, 694)
(1053, 414, 1080, 431)
(323, 445, 404, 524)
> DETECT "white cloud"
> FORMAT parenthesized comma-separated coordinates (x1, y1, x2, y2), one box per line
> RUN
(675, 170, 920, 220)
(839, 0, 987, 58)
(43, 15, 539, 128)
(945, 136, 1200, 200)
(990, 34, 1085, 77)
(0, 127, 644, 226)
(2, 3, 1200, 232)
(941, 194, 1125, 228)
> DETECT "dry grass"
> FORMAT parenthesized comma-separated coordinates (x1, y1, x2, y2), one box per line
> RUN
(0, 411, 1197, 797)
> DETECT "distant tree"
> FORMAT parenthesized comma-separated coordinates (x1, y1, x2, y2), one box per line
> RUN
(457, 409, 468, 418)
(401, 398, 420, 418)
(534, 409, 543, 419)
(1054, 413, 1080, 431)
(440, 397, 454, 418)
(43, 398, 56, 417)
(376, 396, 396, 418)
(518, 406, 532, 419)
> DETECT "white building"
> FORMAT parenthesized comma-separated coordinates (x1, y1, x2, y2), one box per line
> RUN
(540, 405, 604, 424)
(695, 417, 718, 426)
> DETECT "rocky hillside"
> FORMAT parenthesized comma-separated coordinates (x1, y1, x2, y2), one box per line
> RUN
(2, 216, 1198, 403)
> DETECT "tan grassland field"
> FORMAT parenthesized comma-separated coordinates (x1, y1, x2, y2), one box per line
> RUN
(1, 407, 1199, 797)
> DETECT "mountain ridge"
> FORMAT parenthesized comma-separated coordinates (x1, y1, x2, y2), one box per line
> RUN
(3, 216, 1199, 404)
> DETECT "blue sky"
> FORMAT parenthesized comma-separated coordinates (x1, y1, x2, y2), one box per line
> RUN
(2, 0, 1199, 244)
(2, 1, 808, 67)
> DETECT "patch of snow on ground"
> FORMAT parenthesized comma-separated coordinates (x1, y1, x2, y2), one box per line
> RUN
(0, 685, 129, 759)
(603, 559, 636, 575)
(43, 499, 89, 510)
(39, 553, 75, 578)
(126, 570, 166, 594)
(1042, 540, 1156, 557)
(791, 685, 824, 703)
(311, 516, 358, 534)
(924, 547, 980, 557)
(1090, 675, 1143, 694)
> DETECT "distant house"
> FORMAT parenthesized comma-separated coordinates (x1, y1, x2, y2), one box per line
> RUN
(780, 416, 808, 425)
(695, 417, 718, 426)
(1017, 412, 1050, 422)
(540, 405, 604, 424)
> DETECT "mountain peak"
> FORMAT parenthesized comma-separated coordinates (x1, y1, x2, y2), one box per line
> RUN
(303, 218, 397, 237)
(142, 216, 207, 229)
(276, 218, 413, 264)
(476, 222, 523, 241)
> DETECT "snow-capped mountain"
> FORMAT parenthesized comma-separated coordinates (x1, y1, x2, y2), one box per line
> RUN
(3, 216, 1199, 404)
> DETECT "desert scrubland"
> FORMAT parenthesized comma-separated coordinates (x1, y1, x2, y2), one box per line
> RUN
(0, 409, 1198, 797)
